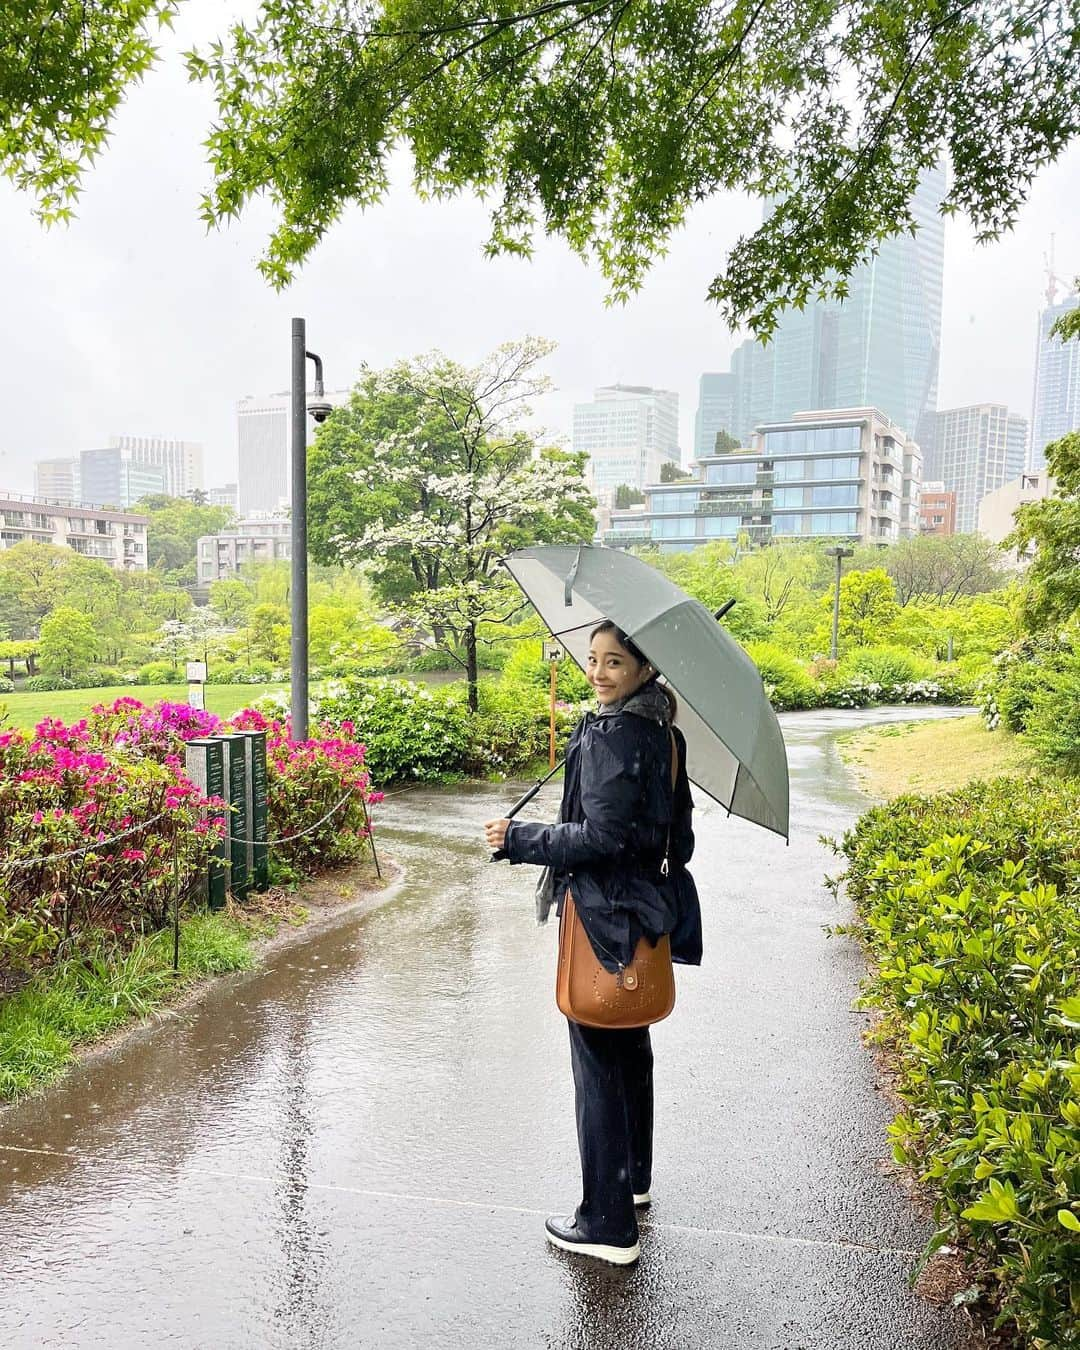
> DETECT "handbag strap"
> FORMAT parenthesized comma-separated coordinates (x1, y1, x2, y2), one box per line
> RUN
(660, 728, 678, 878)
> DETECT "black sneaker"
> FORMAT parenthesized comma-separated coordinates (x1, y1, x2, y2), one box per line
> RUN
(544, 1214, 640, 1265)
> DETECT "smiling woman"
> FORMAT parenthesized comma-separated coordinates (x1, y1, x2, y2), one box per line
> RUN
(484, 617, 699, 1267)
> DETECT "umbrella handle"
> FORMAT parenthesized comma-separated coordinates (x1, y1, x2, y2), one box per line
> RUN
(489, 758, 565, 861)
(714, 599, 736, 620)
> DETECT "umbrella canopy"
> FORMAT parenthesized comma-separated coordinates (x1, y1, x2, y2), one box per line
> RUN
(503, 544, 789, 840)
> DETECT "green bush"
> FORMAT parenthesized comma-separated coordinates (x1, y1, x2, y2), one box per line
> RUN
(136, 661, 181, 685)
(0, 676, 13, 695)
(23, 674, 75, 692)
(79, 667, 122, 689)
(1024, 651, 1080, 774)
(840, 644, 934, 690)
(317, 678, 472, 783)
(206, 659, 276, 684)
(465, 680, 581, 775)
(743, 641, 819, 711)
(833, 776, 1080, 1347)
(500, 640, 592, 701)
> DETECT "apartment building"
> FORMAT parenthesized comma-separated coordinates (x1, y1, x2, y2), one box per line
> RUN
(0, 493, 149, 570)
(605, 408, 922, 553)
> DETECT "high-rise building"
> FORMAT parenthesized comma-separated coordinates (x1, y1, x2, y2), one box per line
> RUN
(109, 435, 204, 498)
(78, 447, 166, 509)
(935, 404, 1028, 533)
(33, 457, 79, 504)
(1029, 293, 1080, 471)
(238, 391, 350, 514)
(605, 406, 922, 552)
(571, 384, 679, 496)
(727, 166, 946, 460)
(693, 373, 736, 458)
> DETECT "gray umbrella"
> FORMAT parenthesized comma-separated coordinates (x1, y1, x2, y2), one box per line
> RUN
(503, 544, 789, 840)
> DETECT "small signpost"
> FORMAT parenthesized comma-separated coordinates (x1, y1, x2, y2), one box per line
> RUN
(186, 660, 207, 711)
(542, 640, 564, 770)
(184, 738, 228, 910)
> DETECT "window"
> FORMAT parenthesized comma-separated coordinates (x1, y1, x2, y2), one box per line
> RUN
(811, 456, 860, 479)
(811, 484, 859, 507)
(702, 516, 739, 537)
(773, 459, 806, 482)
(650, 491, 699, 514)
(772, 487, 804, 509)
(772, 514, 803, 536)
(705, 462, 755, 486)
(811, 512, 858, 535)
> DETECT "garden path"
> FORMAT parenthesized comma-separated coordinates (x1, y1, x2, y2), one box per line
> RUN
(0, 706, 976, 1349)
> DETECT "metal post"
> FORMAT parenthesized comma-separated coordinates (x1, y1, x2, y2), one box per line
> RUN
(830, 551, 842, 661)
(549, 659, 557, 769)
(291, 318, 309, 743)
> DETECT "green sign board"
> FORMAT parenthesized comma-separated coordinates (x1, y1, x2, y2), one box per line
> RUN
(238, 730, 269, 893)
(184, 738, 228, 910)
(220, 734, 250, 897)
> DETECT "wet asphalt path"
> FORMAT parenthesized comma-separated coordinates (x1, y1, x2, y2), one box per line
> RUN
(0, 707, 975, 1350)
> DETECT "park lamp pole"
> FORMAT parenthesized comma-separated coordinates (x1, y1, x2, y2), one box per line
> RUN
(824, 545, 855, 661)
(291, 318, 328, 744)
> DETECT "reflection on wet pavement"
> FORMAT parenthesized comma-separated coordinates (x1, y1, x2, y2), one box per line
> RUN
(0, 707, 974, 1349)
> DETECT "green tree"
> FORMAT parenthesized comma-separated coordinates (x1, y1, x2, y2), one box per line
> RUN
(882, 532, 1007, 606)
(713, 431, 741, 453)
(210, 578, 254, 627)
(648, 543, 767, 642)
(244, 603, 290, 664)
(308, 339, 594, 711)
(5, 4, 1078, 337)
(1008, 430, 1080, 631)
(615, 483, 645, 507)
(821, 568, 901, 650)
(39, 606, 97, 680)
(135, 494, 235, 579)
(659, 462, 693, 483)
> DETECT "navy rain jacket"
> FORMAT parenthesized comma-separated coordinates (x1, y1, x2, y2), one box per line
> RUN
(500, 702, 702, 974)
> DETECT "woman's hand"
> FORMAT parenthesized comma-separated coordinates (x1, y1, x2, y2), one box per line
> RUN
(484, 818, 511, 852)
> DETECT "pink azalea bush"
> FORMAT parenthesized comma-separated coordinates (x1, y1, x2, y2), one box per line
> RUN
(0, 698, 380, 966)
(0, 723, 224, 965)
(230, 708, 383, 877)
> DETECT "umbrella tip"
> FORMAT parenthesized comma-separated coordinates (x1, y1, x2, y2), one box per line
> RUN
(714, 599, 736, 621)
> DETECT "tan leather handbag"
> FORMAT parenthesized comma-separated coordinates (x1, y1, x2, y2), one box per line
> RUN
(555, 731, 678, 1030)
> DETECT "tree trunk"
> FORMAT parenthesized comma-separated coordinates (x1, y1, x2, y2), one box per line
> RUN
(465, 620, 479, 714)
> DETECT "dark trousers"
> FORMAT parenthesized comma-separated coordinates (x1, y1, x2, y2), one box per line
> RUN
(566, 1020, 653, 1245)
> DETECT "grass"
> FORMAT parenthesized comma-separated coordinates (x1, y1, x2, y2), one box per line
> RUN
(0, 912, 257, 1102)
(0, 682, 288, 731)
(836, 714, 1040, 800)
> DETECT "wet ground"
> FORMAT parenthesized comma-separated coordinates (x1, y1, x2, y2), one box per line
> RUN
(0, 706, 976, 1350)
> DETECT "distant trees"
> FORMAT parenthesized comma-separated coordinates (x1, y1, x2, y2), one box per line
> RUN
(879, 533, 1007, 607)
(659, 463, 693, 483)
(714, 431, 741, 453)
(135, 494, 235, 583)
(615, 484, 645, 507)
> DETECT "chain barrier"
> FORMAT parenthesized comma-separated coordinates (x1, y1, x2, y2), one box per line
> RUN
(221, 788, 360, 847)
(0, 810, 172, 871)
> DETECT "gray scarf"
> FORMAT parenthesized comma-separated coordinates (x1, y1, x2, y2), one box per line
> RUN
(534, 678, 671, 924)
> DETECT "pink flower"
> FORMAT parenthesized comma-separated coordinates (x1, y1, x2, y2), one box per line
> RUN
(121, 848, 146, 861)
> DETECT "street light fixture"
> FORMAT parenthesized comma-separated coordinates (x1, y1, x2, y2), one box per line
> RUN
(824, 545, 855, 661)
(291, 317, 327, 743)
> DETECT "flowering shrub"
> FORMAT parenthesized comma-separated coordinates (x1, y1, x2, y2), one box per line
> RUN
(0, 723, 224, 967)
(229, 708, 382, 876)
(464, 681, 582, 776)
(317, 678, 472, 782)
(0, 697, 381, 966)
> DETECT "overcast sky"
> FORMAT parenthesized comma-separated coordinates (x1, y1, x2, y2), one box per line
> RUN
(2, 5, 1078, 495)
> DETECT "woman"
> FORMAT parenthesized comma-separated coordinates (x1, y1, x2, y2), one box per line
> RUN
(484, 621, 700, 1266)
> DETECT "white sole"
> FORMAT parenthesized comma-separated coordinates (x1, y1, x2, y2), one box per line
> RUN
(633, 1191, 651, 1206)
(546, 1231, 640, 1265)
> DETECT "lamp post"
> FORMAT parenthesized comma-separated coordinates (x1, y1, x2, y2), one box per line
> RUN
(290, 318, 330, 743)
(824, 545, 855, 660)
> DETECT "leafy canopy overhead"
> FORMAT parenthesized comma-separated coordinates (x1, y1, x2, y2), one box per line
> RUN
(5, 2, 1080, 335)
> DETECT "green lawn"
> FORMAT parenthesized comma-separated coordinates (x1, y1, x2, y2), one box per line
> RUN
(1, 683, 288, 731)
(836, 714, 1040, 800)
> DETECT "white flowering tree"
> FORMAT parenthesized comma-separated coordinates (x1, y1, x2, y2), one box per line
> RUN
(308, 339, 595, 712)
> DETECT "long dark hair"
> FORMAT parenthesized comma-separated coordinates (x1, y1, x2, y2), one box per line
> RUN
(589, 620, 678, 722)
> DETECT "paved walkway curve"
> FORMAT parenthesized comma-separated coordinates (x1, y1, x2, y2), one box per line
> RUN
(0, 707, 975, 1349)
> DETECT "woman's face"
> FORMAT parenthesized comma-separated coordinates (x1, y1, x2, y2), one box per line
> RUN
(586, 630, 652, 705)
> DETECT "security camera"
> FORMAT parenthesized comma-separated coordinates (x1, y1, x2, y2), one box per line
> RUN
(308, 400, 333, 423)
